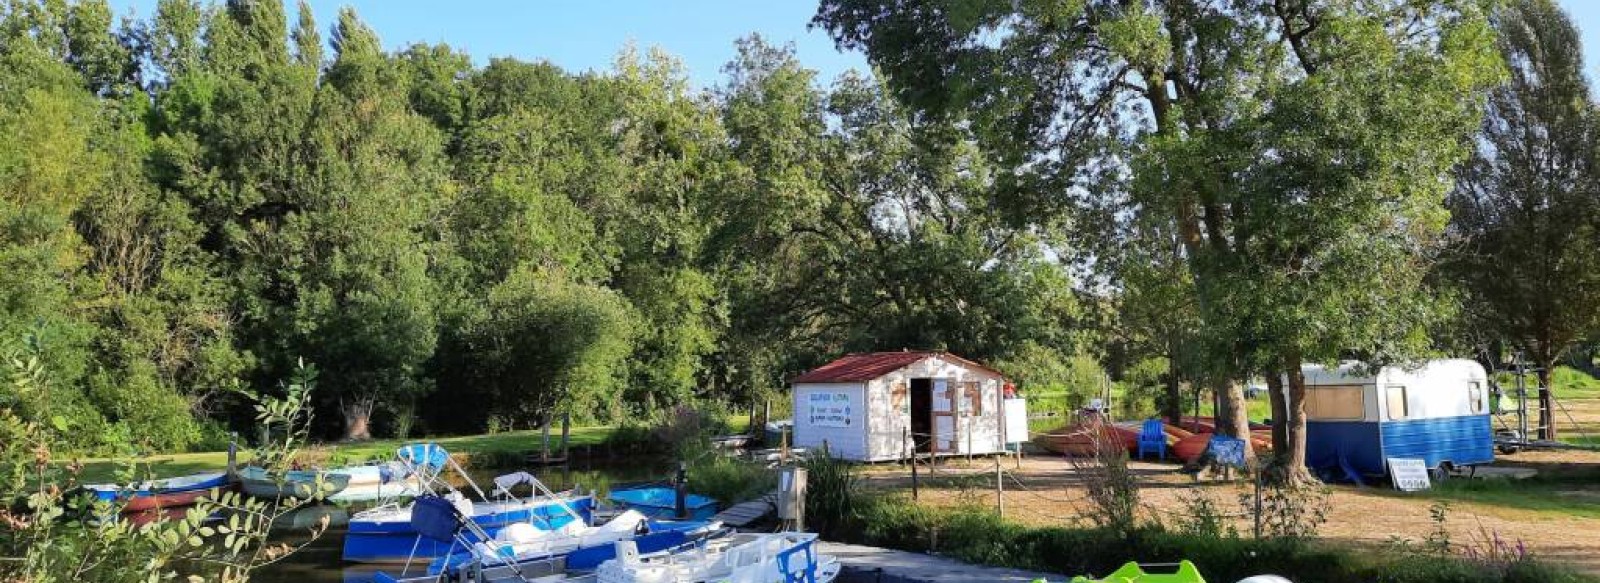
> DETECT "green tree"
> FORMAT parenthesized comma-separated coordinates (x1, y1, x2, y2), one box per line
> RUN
(471, 267, 636, 425)
(1446, 0, 1600, 440)
(816, 0, 1501, 481)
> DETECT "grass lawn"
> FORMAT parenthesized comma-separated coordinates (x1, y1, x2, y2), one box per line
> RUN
(73, 415, 752, 483)
(1401, 476, 1600, 520)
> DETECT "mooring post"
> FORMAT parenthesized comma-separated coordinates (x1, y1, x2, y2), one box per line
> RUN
(559, 412, 571, 460)
(675, 461, 689, 519)
(226, 432, 238, 476)
(541, 415, 552, 464)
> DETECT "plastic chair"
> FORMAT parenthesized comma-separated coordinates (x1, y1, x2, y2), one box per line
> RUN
(1137, 419, 1166, 460)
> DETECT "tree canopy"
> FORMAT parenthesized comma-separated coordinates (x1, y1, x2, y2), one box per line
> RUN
(0, 0, 1086, 448)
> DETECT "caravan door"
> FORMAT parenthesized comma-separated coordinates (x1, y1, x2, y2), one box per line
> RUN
(932, 379, 957, 453)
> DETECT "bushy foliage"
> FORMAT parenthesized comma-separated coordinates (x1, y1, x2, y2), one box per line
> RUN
(0, 355, 329, 582)
(834, 498, 1593, 583)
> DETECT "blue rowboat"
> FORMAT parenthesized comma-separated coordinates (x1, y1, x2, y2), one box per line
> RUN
(81, 471, 232, 512)
(342, 492, 595, 563)
(606, 486, 718, 521)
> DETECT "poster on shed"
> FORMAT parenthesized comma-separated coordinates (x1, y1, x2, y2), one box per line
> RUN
(808, 392, 853, 427)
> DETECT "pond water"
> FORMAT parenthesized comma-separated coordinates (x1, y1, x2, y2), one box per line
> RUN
(251, 459, 671, 583)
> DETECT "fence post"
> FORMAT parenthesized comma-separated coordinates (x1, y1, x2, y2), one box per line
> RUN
(1253, 464, 1264, 540)
(994, 451, 1004, 518)
(911, 434, 920, 501)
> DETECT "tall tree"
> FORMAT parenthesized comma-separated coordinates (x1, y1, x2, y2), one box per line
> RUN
(1447, 0, 1600, 440)
(816, 0, 1500, 481)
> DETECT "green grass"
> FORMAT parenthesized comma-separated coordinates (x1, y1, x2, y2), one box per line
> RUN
(1553, 366, 1600, 399)
(1386, 476, 1600, 520)
(74, 415, 751, 483)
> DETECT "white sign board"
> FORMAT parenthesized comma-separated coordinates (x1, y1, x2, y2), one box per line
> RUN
(1387, 457, 1431, 491)
(1003, 398, 1028, 444)
(806, 392, 853, 427)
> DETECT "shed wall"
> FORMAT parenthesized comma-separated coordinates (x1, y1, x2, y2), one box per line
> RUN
(868, 357, 1005, 461)
(791, 382, 868, 460)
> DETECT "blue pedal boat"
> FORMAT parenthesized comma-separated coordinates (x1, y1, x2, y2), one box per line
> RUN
(606, 486, 718, 521)
(341, 445, 596, 564)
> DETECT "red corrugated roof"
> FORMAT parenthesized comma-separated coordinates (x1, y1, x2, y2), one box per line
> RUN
(790, 351, 1006, 384)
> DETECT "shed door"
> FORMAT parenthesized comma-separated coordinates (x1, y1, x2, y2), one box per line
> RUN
(932, 379, 957, 452)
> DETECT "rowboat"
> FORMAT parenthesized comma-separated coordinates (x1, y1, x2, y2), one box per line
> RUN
(607, 487, 719, 521)
(326, 462, 427, 503)
(82, 471, 232, 512)
(237, 466, 352, 500)
(1032, 423, 1138, 457)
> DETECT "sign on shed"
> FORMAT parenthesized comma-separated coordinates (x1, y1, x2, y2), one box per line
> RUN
(1387, 458, 1431, 491)
(806, 392, 852, 427)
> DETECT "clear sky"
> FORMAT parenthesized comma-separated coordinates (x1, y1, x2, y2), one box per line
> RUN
(105, 0, 1600, 91)
(105, 0, 872, 89)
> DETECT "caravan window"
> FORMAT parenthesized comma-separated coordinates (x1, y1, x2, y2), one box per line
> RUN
(1304, 385, 1364, 420)
(1468, 382, 1484, 414)
(1385, 385, 1409, 420)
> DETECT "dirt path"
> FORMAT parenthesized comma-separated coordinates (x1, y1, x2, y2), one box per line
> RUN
(859, 455, 1600, 574)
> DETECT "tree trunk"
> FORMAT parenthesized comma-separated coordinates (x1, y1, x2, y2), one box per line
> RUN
(1537, 361, 1557, 440)
(1163, 355, 1183, 426)
(1270, 354, 1315, 485)
(1214, 379, 1254, 461)
(342, 398, 374, 441)
(1266, 372, 1287, 458)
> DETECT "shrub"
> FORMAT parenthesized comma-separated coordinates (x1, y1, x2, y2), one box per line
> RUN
(801, 443, 858, 539)
(837, 495, 1595, 583)
(686, 455, 773, 506)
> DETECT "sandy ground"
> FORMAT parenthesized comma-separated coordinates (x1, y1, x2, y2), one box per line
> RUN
(857, 451, 1600, 574)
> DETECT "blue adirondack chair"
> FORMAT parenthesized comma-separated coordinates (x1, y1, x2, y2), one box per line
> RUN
(1137, 418, 1166, 460)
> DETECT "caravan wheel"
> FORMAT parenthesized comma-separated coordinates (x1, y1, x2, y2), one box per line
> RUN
(1429, 462, 1454, 483)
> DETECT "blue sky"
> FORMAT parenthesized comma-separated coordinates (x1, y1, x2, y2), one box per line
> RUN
(106, 0, 871, 89)
(105, 0, 1600, 90)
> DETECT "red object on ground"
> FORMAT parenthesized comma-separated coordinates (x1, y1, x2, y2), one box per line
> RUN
(1173, 432, 1214, 462)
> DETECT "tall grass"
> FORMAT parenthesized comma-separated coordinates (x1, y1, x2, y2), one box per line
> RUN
(802, 443, 858, 539)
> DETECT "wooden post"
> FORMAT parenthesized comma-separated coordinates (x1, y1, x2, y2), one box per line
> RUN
(559, 413, 571, 459)
(995, 451, 1004, 518)
(911, 445, 920, 500)
(541, 415, 552, 464)
(227, 432, 238, 477)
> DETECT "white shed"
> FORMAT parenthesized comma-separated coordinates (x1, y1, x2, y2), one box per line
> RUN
(790, 351, 1022, 462)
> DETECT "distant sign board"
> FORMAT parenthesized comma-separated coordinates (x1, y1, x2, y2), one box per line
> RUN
(1387, 458, 1431, 491)
(807, 392, 852, 427)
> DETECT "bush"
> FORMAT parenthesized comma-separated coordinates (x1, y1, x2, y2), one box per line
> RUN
(837, 496, 1595, 583)
(686, 455, 774, 506)
(801, 443, 858, 539)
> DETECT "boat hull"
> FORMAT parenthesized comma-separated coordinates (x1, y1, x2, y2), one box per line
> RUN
(83, 471, 233, 513)
(342, 495, 596, 563)
(238, 467, 353, 500)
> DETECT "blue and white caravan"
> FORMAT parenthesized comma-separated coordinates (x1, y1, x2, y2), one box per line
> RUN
(1302, 359, 1494, 482)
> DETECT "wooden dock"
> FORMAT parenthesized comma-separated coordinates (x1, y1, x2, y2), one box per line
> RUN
(710, 490, 777, 527)
(821, 541, 1055, 583)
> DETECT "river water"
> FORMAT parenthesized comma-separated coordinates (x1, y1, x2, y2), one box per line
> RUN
(251, 459, 670, 583)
